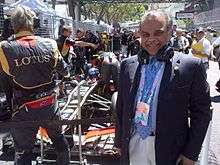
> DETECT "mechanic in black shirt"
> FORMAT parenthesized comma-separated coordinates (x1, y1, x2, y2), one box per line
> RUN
(127, 31, 141, 56)
(0, 6, 70, 165)
(98, 52, 120, 89)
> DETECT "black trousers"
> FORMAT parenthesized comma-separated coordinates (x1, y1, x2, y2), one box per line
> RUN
(11, 102, 70, 165)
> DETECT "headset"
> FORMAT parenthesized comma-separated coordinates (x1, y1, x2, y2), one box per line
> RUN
(138, 44, 174, 64)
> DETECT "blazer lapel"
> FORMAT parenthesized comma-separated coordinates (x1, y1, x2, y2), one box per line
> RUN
(128, 62, 142, 118)
(158, 61, 173, 99)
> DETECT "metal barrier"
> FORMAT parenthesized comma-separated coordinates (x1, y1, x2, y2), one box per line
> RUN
(53, 16, 111, 38)
(0, 4, 111, 40)
(71, 80, 86, 164)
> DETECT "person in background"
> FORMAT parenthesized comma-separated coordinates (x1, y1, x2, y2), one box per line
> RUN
(111, 28, 122, 55)
(1, 16, 14, 40)
(121, 29, 130, 57)
(211, 34, 220, 67)
(98, 52, 120, 89)
(56, 26, 75, 64)
(57, 27, 97, 66)
(191, 27, 211, 71)
(212, 30, 219, 44)
(127, 31, 141, 57)
(84, 30, 99, 63)
(102, 31, 110, 51)
(205, 26, 213, 44)
(95, 31, 105, 52)
(210, 35, 220, 92)
(0, 6, 70, 165)
(172, 24, 177, 37)
(58, 19, 65, 37)
(73, 29, 86, 75)
(114, 10, 211, 165)
(182, 30, 193, 54)
(170, 28, 189, 53)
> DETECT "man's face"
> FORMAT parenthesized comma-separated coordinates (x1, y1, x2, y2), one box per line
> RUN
(196, 31, 205, 40)
(77, 31, 84, 38)
(63, 30, 72, 37)
(176, 31, 182, 37)
(139, 16, 171, 55)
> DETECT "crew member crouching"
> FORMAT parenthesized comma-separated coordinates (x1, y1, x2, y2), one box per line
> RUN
(0, 6, 70, 165)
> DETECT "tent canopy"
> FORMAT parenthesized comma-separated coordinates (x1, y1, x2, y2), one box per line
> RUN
(8, 0, 56, 16)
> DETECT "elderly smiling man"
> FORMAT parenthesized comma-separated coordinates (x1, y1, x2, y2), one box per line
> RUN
(114, 10, 211, 165)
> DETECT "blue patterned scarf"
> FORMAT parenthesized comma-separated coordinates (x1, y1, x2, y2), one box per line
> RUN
(134, 57, 165, 139)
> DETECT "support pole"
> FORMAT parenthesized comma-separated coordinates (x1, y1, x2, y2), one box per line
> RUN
(74, 0, 81, 22)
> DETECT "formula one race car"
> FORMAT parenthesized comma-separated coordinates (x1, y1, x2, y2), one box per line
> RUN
(1, 78, 119, 165)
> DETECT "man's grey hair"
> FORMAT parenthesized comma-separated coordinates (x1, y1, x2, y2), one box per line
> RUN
(140, 10, 173, 31)
(11, 5, 36, 33)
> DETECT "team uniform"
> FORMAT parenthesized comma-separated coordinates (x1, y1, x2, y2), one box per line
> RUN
(0, 31, 70, 165)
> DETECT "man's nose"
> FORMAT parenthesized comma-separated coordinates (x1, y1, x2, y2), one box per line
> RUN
(145, 38, 157, 44)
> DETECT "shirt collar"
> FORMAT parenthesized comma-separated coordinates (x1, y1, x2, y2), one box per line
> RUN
(149, 56, 157, 63)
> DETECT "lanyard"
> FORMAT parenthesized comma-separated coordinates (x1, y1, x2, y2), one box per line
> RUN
(138, 61, 164, 104)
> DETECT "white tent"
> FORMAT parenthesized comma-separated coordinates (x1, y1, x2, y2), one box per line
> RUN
(3, 0, 57, 38)
(7, 0, 55, 16)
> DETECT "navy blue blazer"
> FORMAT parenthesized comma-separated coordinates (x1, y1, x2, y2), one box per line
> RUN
(115, 53, 211, 165)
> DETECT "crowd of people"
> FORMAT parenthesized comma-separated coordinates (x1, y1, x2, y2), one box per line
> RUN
(56, 19, 220, 84)
(169, 25, 220, 91)
(0, 4, 219, 165)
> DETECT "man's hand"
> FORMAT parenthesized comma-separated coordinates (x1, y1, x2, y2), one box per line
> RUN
(88, 43, 98, 49)
(107, 147, 121, 156)
(210, 55, 216, 61)
(75, 41, 88, 47)
(177, 155, 195, 165)
(101, 147, 121, 158)
(75, 41, 98, 49)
